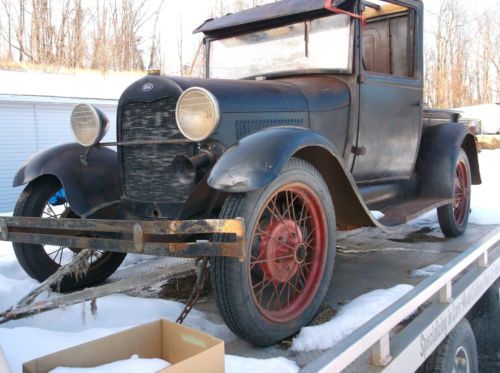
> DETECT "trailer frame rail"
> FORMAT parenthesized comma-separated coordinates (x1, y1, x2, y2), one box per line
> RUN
(303, 227, 500, 372)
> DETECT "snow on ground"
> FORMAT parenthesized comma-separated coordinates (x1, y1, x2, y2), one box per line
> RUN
(291, 285, 414, 352)
(410, 149, 500, 228)
(1, 327, 124, 372)
(409, 264, 444, 278)
(0, 241, 39, 311)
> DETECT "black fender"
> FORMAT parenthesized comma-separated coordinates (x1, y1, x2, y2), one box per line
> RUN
(208, 127, 382, 230)
(417, 123, 481, 200)
(13, 143, 120, 217)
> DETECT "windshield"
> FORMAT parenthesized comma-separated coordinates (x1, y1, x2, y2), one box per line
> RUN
(209, 14, 353, 79)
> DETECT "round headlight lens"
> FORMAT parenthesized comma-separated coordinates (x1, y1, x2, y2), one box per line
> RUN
(176, 88, 220, 141)
(70, 104, 109, 147)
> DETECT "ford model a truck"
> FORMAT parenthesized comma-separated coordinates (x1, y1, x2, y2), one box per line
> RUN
(0, 0, 481, 346)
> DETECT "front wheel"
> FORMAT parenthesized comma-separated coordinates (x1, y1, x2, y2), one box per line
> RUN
(212, 158, 336, 346)
(437, 149, 472, 238)
(13, 176, 126, 292)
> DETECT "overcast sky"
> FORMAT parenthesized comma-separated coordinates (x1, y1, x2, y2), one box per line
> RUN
(155, 0, 499, 75)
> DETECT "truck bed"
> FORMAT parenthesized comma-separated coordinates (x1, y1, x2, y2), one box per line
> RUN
(423, 107, 461, 126)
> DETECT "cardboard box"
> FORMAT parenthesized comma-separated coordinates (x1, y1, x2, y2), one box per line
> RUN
(23, 319, 224, 373)
(0, 346, 12, 373)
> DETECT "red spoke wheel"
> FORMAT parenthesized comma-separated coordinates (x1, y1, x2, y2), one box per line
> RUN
(453, 159, 469, 227)
(438, 149, 472, 237)
(250, 184, 327, 322)
(212, 158, 336, 346)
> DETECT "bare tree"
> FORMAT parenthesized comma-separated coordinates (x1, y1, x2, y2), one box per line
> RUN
(425, 0, 499, 108)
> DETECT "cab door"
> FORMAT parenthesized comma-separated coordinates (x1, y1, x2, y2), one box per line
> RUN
(352, 3, 422, 183)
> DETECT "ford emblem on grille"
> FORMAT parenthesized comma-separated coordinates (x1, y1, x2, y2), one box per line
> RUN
(142, 83, 154, 92)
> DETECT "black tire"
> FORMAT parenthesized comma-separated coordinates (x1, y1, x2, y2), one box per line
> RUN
(437, 149, 471, 238)
(13, 176, 126, 291)
(467, 279, 500, 358)
(423, 319, 478, 373)
(211, 158, 336, 346)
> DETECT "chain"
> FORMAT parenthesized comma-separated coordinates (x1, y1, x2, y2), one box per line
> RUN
(176, 257, 209, 324)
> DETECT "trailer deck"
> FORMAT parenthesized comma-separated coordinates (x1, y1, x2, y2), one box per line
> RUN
(112, 222, 499, 371)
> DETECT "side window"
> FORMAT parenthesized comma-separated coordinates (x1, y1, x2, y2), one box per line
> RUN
(362, 1, 415, 77)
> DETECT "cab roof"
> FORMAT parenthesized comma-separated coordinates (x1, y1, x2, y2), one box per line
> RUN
(194, 0, 352, 36)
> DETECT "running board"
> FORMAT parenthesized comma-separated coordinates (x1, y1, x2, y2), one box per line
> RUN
(378, 198, 452, 226)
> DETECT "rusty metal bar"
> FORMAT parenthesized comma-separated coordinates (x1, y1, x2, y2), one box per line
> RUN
(0, 217, 246, 260)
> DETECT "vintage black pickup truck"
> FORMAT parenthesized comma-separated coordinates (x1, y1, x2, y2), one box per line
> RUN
(0, 0, 481, 346)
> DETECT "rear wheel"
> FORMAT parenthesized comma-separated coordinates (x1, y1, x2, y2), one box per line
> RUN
(13, 176, 126, 291)
(211, 158, 336, 346)
(438, 149, 471, 238)
(423, 319, 478, 373)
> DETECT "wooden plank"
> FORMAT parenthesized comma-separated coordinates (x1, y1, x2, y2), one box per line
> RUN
(364, 4, 408, 20)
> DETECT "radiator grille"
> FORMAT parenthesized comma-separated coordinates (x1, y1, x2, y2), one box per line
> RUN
(119, 98, 195, 203)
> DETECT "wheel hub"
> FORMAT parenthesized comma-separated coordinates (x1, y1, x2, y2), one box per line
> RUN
(453, 346, 470, 373)
(259, 219, 304, 283)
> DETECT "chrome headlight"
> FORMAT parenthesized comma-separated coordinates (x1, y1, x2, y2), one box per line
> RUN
(176, 87, 220, 141)
(70, 104, 109, 147)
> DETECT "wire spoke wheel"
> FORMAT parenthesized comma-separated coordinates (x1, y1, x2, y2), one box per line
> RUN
(453, 159, 470, 228)
(211, 158, 335, 346)
(13, 177, 126, 291)
(41, 189, 106, 268)
(437, 149, 472, 238)
(249, 183, 328, 322)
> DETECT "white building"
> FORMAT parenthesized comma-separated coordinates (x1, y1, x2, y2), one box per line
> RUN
(455, 103, 500, 134)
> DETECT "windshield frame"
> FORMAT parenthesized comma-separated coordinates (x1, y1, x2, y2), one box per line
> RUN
(205, 14, 355, 80)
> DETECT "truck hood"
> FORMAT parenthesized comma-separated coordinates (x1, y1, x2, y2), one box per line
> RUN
(119, 75, 350, 114)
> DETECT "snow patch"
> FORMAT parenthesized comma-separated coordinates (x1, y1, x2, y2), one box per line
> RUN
(3, 294, 234, 340)
(467, 150, 500, 225)
(0, 327, 122, 373)
(370, 211, 385, 220)
(0, 273, 38, 312)
(409, 264, 443, 278)
(290, 284, 414, 352)
(49, 355, 171, 373)
(225, 355, 299, 373)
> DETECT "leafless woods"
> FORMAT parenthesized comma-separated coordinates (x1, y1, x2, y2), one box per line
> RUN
(424, 0, 499, 107)
(0, 0, 161, 71)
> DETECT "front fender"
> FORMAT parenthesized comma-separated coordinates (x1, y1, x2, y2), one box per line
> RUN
(208, 127, 338, 192)
(14, 143, 119, 217)
(208, 127, 384, 230)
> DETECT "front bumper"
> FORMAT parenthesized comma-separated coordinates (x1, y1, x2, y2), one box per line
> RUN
(0, 217, 245, 260)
